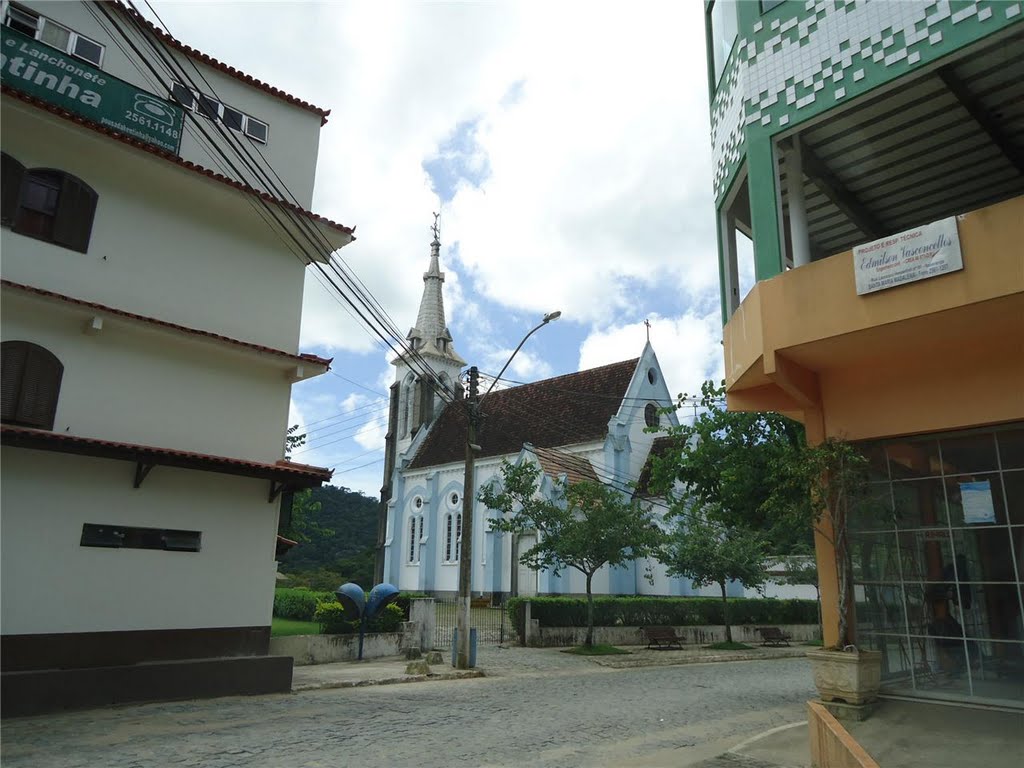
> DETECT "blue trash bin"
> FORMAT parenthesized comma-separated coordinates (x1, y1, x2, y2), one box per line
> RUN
(451, 628, 478, 668)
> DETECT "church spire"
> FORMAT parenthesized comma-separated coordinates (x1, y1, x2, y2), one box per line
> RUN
(404, 214, 465, 366)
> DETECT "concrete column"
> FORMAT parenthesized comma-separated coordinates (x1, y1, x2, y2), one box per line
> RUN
(805, 407, 842, 649)
(784, 136, 811, 268)
(523, 600, 532, 647)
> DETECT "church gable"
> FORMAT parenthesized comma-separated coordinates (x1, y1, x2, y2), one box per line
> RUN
(407, 357, 640, 470)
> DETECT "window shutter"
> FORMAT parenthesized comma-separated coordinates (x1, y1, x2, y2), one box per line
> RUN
(15, 345, 63, 429)
(1, 153, 26, 227)
(53, 173, 98, 253)
(1, 342, 29, 423)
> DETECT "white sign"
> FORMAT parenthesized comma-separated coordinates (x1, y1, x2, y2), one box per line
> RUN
(853, 216, 963, 295)
(960, 480, 996, 525)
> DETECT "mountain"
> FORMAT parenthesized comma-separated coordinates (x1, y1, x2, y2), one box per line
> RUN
(280, 485, 379, 574)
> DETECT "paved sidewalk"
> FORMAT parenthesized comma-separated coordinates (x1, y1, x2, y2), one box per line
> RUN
(291, 643, 812, 692)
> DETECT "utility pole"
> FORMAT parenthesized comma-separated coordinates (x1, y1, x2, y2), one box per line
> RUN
(454, 312, 560, 669)
(455, 366, 479, 669)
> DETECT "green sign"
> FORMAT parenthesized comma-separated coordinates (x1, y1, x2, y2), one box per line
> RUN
(1, 25, 183, 153)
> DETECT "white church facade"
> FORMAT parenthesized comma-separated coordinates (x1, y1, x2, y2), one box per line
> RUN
(376, 230, 751, 600)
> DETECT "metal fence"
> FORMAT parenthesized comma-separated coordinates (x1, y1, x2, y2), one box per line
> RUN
(434, 598, 514, 649)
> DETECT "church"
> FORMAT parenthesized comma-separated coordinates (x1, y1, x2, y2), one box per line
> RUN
(375, 227, 689, 600)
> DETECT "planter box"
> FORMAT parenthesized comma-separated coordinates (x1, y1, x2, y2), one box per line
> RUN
(268, 632, 402, 666)
(806, 648, 882, 706)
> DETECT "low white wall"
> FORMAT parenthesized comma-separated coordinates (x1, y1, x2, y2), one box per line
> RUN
(529, 623, 820, 647)
(269, 632, 403, 665)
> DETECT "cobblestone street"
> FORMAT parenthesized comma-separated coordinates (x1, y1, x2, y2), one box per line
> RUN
(1, 651, 814, 767)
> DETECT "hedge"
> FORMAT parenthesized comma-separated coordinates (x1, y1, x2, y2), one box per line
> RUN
(314, 601, 404, 635)
(506, 596, 819, 629)
(274, 587, 335, 621)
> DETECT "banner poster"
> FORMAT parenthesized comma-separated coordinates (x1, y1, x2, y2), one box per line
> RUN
(853, 216, 963, 295)
(960, 480, 996, 525)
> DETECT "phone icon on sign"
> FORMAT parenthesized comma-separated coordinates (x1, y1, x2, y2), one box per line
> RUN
(133, 94, 176, 125)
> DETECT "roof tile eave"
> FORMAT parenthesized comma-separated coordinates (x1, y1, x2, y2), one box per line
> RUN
(111, 1, 332, 122)
(0, 86, 354, 238)
(0, 424, 333, 482)
(1, 279, 332, 369)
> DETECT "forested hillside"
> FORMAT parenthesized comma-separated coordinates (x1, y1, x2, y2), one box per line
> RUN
(279, 485, 379, 588)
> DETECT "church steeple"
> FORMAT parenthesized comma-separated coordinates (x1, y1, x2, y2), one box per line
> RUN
(404, 214, 465, 367)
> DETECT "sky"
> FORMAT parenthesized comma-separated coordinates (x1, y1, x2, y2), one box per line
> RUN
(144, 0, 756, 497)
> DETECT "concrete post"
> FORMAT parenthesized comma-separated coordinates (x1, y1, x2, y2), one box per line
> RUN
(523, 599, 532, 647)
(409, 597, 436, 651)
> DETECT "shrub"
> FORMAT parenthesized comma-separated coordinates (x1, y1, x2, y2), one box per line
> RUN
(314, 600, 405, 635)
(506, 596, 818, 632)
(274, 587, 334, 621)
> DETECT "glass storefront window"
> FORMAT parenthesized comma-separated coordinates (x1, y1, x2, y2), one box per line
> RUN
(850, 423, 1024, 707)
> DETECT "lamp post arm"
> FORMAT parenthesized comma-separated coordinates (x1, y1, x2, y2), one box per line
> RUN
(482, 311, 560, 400)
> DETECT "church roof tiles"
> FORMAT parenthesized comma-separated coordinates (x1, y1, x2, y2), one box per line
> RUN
(407, 358, 640, 469)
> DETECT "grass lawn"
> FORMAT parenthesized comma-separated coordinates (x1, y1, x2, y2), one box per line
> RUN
(704, 641, 755, 651)
(562, 644, 631, 656)
(271, 617, 319, 637)
(803, 639, 824, 647)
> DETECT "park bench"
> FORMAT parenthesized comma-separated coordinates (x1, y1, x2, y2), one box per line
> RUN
(756, 626, 793, 647)
(644, 626, 684, 650)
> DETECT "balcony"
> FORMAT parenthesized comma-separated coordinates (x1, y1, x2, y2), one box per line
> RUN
(723, 194, 1024, 440)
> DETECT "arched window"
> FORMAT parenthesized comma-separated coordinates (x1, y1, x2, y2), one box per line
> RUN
(408, 516, 417, 563)
(400, 373, 415, 437)
(1, 153, 98, 253)
(444, 513, 453, 562)
(1, 341, 64, 430)
(644, 402, 660, 428)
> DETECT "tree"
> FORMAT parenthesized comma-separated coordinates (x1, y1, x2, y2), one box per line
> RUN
(660, 512, 769, 643)
(284, 424, 306, 459)
(480, 460, 665, 647)
(649, 380, 810, 554)
(287, 488, 332, 545)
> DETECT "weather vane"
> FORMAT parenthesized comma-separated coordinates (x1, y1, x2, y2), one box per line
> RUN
(431, 211, 440, 243)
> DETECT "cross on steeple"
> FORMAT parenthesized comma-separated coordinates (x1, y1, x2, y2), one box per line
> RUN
(431, 212, 440, 245)
(644, 318, 651, 343)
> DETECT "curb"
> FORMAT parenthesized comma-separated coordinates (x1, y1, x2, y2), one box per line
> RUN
(293, 669, 484, 692)
(590, 649, 808, 669)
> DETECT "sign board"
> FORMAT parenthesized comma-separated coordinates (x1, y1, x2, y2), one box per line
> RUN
(1, 25, 183, 153)
(853, 216, 963, 295)
(960, 480, 996, 525)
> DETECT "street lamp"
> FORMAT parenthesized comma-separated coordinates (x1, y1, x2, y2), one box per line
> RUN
(455, 310, 561, 669)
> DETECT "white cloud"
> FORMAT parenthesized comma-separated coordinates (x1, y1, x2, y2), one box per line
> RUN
(481, 347, 553, 383)
(578, 313, 724, 404)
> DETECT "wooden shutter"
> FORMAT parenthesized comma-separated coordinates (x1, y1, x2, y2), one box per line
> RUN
(1, 342, 29, 423)
(1, 152, 26, 227)
(0, 342, 63, 429)
(53, 173, 98, 253)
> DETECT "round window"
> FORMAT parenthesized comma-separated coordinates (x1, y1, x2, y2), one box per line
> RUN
(413, 496, 423, 509)
(647, 368, 658, 385)
(450, 492, 460, 507)
(644, 403, 659, 428)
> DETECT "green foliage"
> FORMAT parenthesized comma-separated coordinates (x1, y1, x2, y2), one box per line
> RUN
(480, 460, 665, 647)
(271, 617, 320, 637)
(313, 600, 404, 635)
(562, 644, 631, 656)
(649, 380, 810, 554)
(506, 596, 818, 630)
(273, 587, 335, 621)
(285, 424, 306, 458)
(279, 484, 379, 574)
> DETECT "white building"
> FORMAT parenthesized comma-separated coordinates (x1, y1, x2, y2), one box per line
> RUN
(1, 1, 351, 715)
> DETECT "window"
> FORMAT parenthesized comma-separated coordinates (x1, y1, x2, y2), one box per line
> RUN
(647, 367, 658, 385)
(1, 341, 63, 430)
(3, 4, 105, 67)
(761, 0, 787, 12)
(445, 512, 462, 563)
(1, 153, 99, 253)
(80, 524, 201, 552)
(407, 511, 424, 564)
(170, 81, 269, 144)
(709, 0, 739, 86)
(644, 403, 660, 428)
